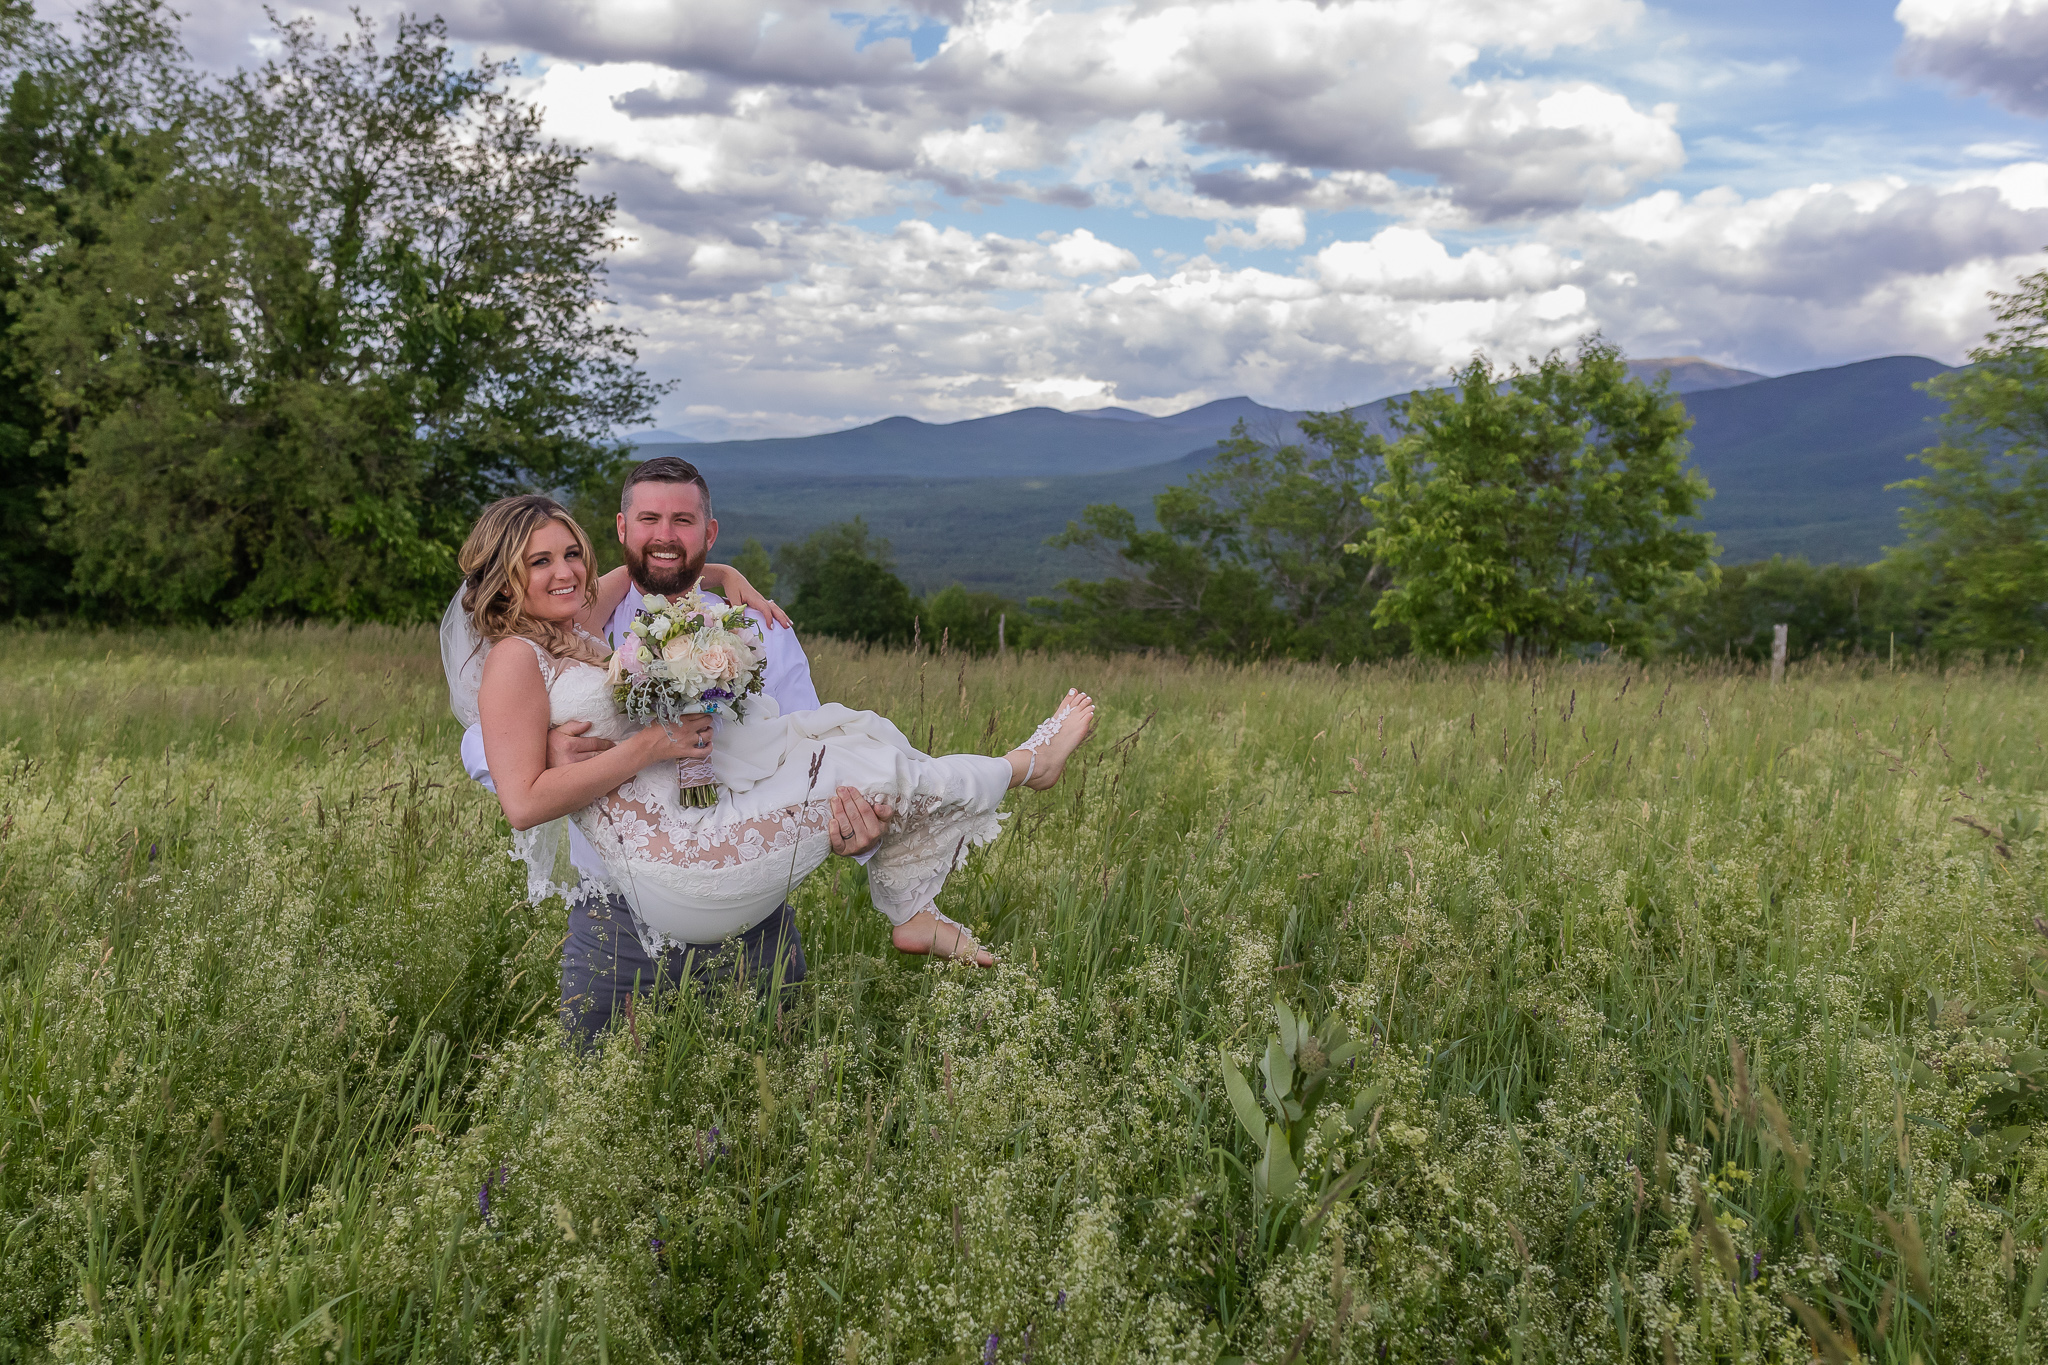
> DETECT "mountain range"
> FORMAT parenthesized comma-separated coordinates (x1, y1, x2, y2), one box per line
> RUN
(633, 354, 1952, 599)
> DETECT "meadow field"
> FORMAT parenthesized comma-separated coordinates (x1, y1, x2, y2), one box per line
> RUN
(3, 626, 2047, 1364)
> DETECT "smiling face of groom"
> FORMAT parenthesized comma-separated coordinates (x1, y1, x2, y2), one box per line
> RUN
(617, 472, 718, 596)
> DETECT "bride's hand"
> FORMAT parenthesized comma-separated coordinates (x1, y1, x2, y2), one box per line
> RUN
(635, 714, 715, 763)
(699, 563, 792, 629)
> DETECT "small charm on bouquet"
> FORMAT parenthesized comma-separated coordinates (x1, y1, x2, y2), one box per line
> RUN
(607, 591, 769, 807)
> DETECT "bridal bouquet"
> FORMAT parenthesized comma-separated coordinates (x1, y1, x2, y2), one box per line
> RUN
(608, 591, 769, 807)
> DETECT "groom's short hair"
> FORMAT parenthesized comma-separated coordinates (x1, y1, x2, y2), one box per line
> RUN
(622, 456, 713, 518)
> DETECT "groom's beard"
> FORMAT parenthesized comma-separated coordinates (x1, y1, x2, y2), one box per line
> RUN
(624, 538, 707, 596)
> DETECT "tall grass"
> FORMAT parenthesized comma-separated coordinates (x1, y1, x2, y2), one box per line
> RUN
(2, 624, 2046, 1363)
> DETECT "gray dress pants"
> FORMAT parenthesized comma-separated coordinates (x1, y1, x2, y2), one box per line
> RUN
(559, 891, 807, 1047)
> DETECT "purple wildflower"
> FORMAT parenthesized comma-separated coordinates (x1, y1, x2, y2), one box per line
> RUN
(983, 1332, 999, 1364)
(1750, 1251, 1762, 1280)
(478, 1164, 509, 1222)
(650, 1236, 666, 1255)
(1054, 1291, 1066, 1311)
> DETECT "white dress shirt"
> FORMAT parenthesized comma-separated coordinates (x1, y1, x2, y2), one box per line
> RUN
(460, 586, 827, 884)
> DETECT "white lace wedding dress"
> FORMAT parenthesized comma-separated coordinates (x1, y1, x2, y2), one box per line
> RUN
(505, 639, 1011, 952)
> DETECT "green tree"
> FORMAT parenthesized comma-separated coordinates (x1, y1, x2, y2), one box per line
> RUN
(729, 537, 776, 600)
(775, 517, 891, 599)
(1037, 412, 1401, 661)
(0, 0, 193, 617)
(1663, 557, 1916, 661)
(778, 518, 918, 646)
(1882, 264, 2048, 656)
(1359, 338, 1712, 659)
(12, 10, 660, 622)
(919, 582, 1012, 655)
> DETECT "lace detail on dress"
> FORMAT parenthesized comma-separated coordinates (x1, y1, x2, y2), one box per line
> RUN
(585, 776, 834, 873)
(863, 791, 1008, 925)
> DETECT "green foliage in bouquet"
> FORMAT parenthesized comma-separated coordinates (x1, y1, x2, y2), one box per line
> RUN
(1219, 998, 1381, 1253)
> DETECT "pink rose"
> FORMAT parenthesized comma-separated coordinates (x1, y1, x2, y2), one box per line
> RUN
(663, 636, 702, 672)
(696, 644, 739, 679)
(617, 631, 645, 677)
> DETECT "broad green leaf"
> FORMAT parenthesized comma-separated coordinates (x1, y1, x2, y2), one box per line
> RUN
(1264, 1121, 1300, 1199)
(1219, 1052, 1267, 1142)
(1347, 1084, 1385, 1124)
(2026, 1230, 2048, 1324)
(1296, 1158, 1373, 1247)
(1327, 1040, 1364, 1067)
(1275, 998, 1300, 1059)
(1264, 1037, 1293, 1100)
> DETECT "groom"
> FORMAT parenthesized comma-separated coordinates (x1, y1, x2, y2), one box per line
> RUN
(458, 455, 894, 1045)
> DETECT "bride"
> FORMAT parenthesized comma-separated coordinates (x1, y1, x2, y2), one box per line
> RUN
(463, 494, 1094, 966)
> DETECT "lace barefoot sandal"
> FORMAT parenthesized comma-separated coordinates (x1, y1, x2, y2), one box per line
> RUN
(1014, 689, 1091, 787)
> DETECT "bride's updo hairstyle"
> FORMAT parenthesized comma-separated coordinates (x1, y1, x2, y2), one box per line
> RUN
(459, 495, 603, 661)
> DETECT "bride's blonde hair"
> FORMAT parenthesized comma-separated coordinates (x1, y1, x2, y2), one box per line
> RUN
(459, 495, 606, 662)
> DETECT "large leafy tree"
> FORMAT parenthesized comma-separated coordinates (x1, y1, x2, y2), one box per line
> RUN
(1358, 339, 1712, 659)
(778, 518, 920, 647)
(8, 8, 661, 621)
(1883, 263, 2048, 656)
(1037, 413, 1401, 661)
(0, 0, 192, 617)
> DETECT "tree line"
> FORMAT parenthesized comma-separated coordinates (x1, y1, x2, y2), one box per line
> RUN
(0, 0, 656, 623)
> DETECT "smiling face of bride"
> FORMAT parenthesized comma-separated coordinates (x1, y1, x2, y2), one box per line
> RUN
(518, 520, 590, 623)
(457, 495, 600, 649)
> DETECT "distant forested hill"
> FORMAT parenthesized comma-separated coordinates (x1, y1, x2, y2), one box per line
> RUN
(657, 355, 1948, 597)
(1681, 356, 1951, 563)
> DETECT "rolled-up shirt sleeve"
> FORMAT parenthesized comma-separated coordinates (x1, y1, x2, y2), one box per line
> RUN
(754, 616, 821, 713)
(461, 722, 494, 791)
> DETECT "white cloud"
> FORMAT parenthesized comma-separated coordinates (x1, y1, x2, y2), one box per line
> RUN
(1314, 228, 1577, 299)
(1896, 0, 2048, 115)
(1570, 169, 2048, 368)
(1047, 229, 1141, 276)
(1206, 207, 1307, 252)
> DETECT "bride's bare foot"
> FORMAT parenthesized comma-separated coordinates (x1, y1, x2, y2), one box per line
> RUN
(892, 909, 995, 967)
(1006, 689, 1096, 791)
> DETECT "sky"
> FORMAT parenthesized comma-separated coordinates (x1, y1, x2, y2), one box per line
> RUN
(158, 0, 2048, 438)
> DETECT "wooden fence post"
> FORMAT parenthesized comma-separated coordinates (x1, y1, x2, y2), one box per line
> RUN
(1771, 623, 1788, 685)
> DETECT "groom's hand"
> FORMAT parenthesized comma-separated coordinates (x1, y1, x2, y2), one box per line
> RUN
(828, 787, 893, 857)
(546, 720, 615, 769)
